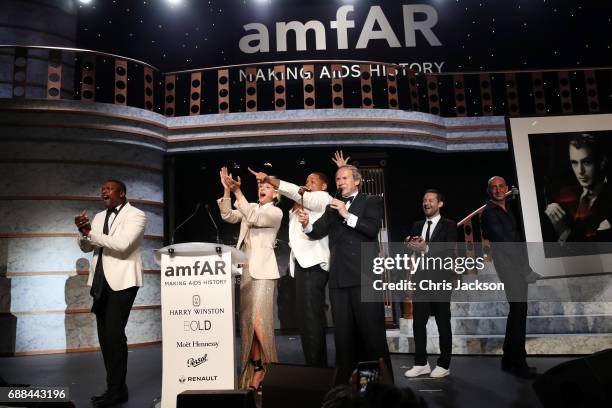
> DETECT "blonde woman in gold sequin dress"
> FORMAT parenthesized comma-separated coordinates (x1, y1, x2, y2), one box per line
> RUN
(217, 167, 282, 391)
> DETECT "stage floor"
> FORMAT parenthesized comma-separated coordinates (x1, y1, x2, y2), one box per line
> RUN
(0, 334, 570, 408)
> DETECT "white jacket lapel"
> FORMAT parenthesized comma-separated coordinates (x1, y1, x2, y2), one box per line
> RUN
(109, 202, 130, 235)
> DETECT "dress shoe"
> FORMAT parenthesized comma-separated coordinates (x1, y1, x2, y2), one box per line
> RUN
(501, 359, 537, 377)
(92, 390, 128, 407)
(90, 391, 107, 402)
(509, 365, 537, 379)
(501, 359, 513, 371)
(430, 366, 450, 378)
(404, 363, 431, 378)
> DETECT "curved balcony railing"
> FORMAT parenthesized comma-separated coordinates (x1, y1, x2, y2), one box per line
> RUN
(0, 45, 610, 117)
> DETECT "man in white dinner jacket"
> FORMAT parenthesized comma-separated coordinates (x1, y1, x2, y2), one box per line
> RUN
(74, 179, 146, 407)
(249, 167, 333, 367)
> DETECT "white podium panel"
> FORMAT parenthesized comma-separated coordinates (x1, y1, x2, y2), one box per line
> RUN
(159, 246, 237, 408)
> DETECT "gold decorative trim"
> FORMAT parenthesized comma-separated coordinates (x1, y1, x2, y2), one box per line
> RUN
(0, 195, 163, 207)
(3, 340, 162, 357)
(0, 106, 166, 130)
(0, 105, 506, 132)
(0, 158, 162, 173)
(0, 122, 165, 142)
(6, 305, 160, 316)
(1, 269, 160, 277)
(168, 129, 508, 144)
(0, 232, 162, 240)
(0, 106, 507, 148)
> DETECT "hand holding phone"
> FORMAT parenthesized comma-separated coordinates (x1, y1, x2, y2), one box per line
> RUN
(356, 361, 380, 394)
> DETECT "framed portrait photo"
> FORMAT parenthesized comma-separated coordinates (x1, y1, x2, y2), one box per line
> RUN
(507, 113, 612, 277)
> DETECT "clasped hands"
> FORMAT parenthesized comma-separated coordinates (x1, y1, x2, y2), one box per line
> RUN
(405, 235, 427, 252)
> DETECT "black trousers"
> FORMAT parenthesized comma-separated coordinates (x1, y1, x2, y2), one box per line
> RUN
(95, 278, 138, 393)
(329, 286, 392, 385)
(502, 301, 528, 366)
(499, 274, 528, 367)
(412, 301, 452, 369)
(294, 261, 328, 367)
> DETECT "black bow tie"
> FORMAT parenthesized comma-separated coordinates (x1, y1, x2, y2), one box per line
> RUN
(107, 208, 119, 215)
(342, 196, 354, 204)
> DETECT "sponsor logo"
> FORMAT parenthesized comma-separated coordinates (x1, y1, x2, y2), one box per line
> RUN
(193, 294, 201, 307)
(179, 375, 186, 384)
(187, 354, 208, 368)
(187, 376, 218, 382)
(184, 320, 212, 331)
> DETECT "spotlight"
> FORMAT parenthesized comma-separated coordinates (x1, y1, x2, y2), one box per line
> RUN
(167, 0, 182, 4)
(78, 0, 93, 4)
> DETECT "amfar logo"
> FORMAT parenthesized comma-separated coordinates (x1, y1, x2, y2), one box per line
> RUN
(164, 260, 227, 277)
(179, 375, 186, 384)
(239, 4, 442, 54)
(187, 354, 208, 368)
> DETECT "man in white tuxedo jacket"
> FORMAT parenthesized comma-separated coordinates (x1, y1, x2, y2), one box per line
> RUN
(249, 168, 332, 367)
(75, 179, 146, 407)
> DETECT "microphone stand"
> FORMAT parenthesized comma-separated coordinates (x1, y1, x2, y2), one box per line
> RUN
(169, 202, 201, 254)
(204, 204, 223, 256)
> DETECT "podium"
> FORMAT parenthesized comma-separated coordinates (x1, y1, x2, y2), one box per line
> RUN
(155, 242, 246, 408)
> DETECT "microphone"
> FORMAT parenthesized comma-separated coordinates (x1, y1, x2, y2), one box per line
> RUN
(204, 204, 222, 245)
(170, 202, 201, 245)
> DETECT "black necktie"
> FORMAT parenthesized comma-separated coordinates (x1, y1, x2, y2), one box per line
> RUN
(425, 220, 432, 243)
(103, 208, 116, 233)
(576, 191, 591, 219)
(90, 208, 116, 314)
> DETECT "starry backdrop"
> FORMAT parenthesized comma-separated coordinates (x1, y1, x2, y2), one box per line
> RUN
(76, 0, 612, 72)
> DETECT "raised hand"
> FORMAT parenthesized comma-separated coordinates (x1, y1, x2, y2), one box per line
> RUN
(74, 210, 91, 235)
(332, 150, 350, 167)
(219, 167, 230, 191)
(224, 174, 242, 193)
(247, 167, 268, 184)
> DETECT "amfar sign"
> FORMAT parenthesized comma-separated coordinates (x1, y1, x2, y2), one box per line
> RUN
(239, 4, 441, 54)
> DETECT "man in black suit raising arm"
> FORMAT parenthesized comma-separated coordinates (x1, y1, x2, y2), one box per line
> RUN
(297, 165, 392, 384)
(403, 189, 457, 379)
